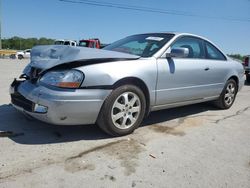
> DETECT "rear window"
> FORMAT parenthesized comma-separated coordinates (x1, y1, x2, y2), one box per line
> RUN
(205, 41, 226, 60)
(79, 41, 89, 47)
(55, 41, 64, 45)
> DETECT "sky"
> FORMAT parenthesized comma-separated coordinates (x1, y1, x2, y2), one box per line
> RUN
(1, 0, 250, 55)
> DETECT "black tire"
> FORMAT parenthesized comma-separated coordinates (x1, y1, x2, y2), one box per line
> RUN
(18, 55, 23, 60)
(246, 75, 250, 83)
(214, 79, 237, 109)
(97, 85, 146, 136)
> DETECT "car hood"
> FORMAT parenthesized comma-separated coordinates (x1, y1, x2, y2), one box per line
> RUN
(29, 45, 140, 70)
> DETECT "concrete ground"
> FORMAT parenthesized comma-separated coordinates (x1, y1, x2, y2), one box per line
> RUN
(0, 59, 249, 188)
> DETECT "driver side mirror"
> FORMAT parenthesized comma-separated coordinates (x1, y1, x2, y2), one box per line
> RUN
(165, 47, 189, 58)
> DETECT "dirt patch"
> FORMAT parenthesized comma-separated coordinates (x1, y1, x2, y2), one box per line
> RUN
(148, 116, 204, 136)
(149, 125, 185, 136)
(178, 116, 204, 128)
(66, 140, 125, 161)
(64, 160, 95, 173)
(65, 139, 146, 175)
(100, 175, 116, 182)
(0, 160, 57, 182)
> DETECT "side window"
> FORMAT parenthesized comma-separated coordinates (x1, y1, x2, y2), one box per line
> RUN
(171, 37, 205, 59)
(205, 42, 226, 60)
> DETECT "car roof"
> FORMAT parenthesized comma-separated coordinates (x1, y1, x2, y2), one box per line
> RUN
(139, 32, 227, 59)
(136, 32, 211, 41)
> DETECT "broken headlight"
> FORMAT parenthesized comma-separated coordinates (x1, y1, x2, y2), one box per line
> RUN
(40, 70, 84, 88)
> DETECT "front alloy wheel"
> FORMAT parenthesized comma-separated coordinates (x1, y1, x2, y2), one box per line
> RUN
(97, 85, 146, 136)
(111, 92, 141, 129)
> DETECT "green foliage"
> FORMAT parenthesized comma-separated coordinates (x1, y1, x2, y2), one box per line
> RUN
(2, 37, 55, 50)
(227, 54, 245, 61)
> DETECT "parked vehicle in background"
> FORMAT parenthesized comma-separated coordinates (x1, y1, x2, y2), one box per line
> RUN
(16, 49, 31, 59)
(54, 39, 77, 46)
(79, 38, 101, 48)
(244, 56, 250, 83)
(10, 32, 245, 136)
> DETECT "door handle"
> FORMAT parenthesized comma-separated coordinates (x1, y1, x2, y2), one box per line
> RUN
(204, 67, 210, 71)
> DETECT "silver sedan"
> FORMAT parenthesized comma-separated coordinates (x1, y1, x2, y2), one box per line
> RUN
(10, 32, 245, 136)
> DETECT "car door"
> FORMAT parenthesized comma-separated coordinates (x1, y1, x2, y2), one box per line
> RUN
(156, 36, 214, 105)
(200, 40, 230, 96)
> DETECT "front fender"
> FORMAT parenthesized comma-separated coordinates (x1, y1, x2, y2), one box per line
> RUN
(76, 58, 158, 105)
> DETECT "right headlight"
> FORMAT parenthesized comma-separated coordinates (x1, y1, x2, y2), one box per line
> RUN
(40, 69, 84, 88)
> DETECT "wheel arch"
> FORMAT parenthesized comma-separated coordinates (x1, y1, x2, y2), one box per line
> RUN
(228, 75, 239, 92)
(112, 77, 151, 116)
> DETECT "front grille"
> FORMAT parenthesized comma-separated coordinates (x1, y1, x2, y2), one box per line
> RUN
(11, 92, 34, 112)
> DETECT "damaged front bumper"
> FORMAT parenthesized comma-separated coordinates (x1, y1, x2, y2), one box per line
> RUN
(10, 79, 111, 125)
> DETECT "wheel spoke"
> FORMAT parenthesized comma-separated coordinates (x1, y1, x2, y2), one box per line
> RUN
(114, 102, 125, 111)
(225, 93, 230, 98)
(129, 96, 137, 106)
(122, 93, 129, 105)
(121, 117, 127, 127)
(131, 106, 140, 113)
(230, 87, 235, 94)
(112, 112, 124, 121)
(127, 114, 136, 125)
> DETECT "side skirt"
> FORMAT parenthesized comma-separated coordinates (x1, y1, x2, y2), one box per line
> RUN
(150, 96, 219, 112)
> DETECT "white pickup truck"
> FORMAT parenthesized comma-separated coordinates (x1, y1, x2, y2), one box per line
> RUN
(16, 49, 31, 60)
(244, 56, 250, 83)
(54, 39, 77, 46)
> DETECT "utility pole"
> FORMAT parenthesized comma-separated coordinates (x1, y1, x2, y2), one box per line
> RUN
(0, 0, 2, 50)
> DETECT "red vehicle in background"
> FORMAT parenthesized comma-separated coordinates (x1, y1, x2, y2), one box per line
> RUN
(79, 38, 101, 49)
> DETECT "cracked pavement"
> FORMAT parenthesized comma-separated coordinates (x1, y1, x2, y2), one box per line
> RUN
(0, 59, 250, 188)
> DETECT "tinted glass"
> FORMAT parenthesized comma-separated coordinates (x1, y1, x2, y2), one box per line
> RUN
(64, 41, 71, 45)
(79, 41, 89, 47)
(104, 33, 175, 57)
(171, 37, 205, 59)
(205, 42, 226, 60)
(55, 41, 64, 45)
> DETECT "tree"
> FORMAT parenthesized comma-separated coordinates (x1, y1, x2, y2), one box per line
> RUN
(2, 37, 55, 50)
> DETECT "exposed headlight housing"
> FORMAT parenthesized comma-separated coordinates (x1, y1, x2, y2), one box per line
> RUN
(40, 70, 84, 88)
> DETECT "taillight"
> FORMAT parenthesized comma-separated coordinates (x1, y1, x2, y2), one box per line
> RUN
(244, 57, 249, 66)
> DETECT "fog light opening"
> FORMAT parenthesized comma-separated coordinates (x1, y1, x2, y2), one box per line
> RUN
(34, 104, 48, 113)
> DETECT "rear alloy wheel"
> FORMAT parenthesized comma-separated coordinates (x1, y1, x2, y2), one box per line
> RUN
(214, 79, 237, 109)
(97, 85, 146, 136)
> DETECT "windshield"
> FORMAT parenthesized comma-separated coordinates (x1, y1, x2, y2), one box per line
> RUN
(103, 33, 174, 57)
